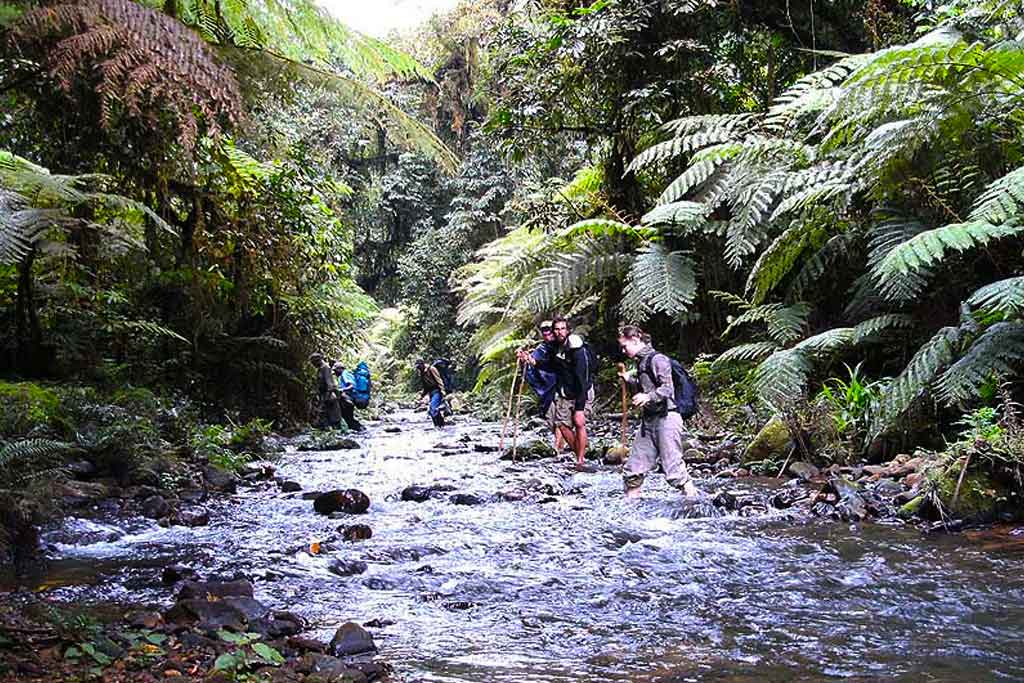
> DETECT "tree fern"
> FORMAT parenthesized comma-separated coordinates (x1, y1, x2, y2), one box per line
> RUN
(0, 439, 75, 469)
(712, 341, 779, 368)
(745, 219, 824, 304)
(871, 220, 1024, 301)
(620, 244, 696, 322)
(523, 237, 630, 312)
(871, 326, 963, 437)
(967, 164, 1024, 224)
(967, 276, 1024, 316)
(788, 231, 859, 301)
(641, 201, 708, 231)
(935, 322, 1024, 404)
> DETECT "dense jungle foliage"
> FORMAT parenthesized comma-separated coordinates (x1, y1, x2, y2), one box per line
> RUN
(3, 0, 1024, 550)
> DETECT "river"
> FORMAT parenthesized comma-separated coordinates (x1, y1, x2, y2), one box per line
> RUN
(28, 410, 1024, 682)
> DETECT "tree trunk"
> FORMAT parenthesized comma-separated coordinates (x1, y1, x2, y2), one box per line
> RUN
(14, 249, 43, 374)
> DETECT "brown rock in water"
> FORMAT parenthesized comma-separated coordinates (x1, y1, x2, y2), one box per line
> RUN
(178, 579, 254, 600)
(340, 524, 372, 541)
(314, 489, 370, 515)
(329, 622, 377, 656)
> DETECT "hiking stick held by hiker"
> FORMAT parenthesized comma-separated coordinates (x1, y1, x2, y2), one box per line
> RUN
(511, 360, 527, 461)
(606, 362, 631, 464)
(500, 359, 520, 451)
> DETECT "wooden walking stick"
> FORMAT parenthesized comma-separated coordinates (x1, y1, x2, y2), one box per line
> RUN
(511, 360, 528, 462)
(606, 362, 631, 464)
(499, 359, 521, 451)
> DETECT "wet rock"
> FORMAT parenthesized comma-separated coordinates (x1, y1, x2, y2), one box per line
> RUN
(330, 622, 377, 657)
(788, 461, 820, 481)
(770, 488, 806, 509)
(314, 489, 370, 515)
(351, 660, 390, 681)
(602, 445, 629, 465)
(340, 524, 373, 542)
(178, 579, 254, 600)
(300, 654, 367, 682)
(473, 444, 499, 452)
(872, 479, 905, 498)
(328, 560, 368, 577)
(239, 461, 275, 480)
(178, 509, 210, 527)
(179, 489, 207, 504)
(56, 480, 111, 508)
(712, 490, 738, 510)
(362, 618, 395, 628)
(165, 599, 248, 632)
(672, 496, 723, 519)
(300, 436, 360, 452)
(742, 417, 791, 464)
(126, 610, 163, 629)
(162, 564, 200, 585)
(278, 480, 303, 493)
(498, 489, 527, 502)
(443, 601, 477, 611)
(362, 577, 396, 590)
(400, 484, 454, 502)
(203, 466, 238, 494)
(221, 596, 268, 621)
(448, 493, 483, 506)
(67, 459, 98, 479)
(141, 495, 172, 519)
(500, 438, 556, 461)
(287, 636, 327, 653)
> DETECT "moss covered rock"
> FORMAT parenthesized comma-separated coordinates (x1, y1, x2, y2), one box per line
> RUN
(935, 463, 1002, 525)
(742, 416, 791, 464)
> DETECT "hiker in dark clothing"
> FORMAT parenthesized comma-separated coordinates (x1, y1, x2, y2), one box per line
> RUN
(518, 316, 593, 468)
(525, 321, 559, 418)
(416, 359, 448, 427)
(310, 352, 342, 429)
(332, 362, 365, 432)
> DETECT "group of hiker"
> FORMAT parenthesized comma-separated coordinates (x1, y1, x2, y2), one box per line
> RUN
(310, 315, 701, 498)
(309, 354, 372, 432)
(517, 318, 699, 497)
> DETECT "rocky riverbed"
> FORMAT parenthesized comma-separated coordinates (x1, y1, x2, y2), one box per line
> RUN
(4, 409, 1024, 681)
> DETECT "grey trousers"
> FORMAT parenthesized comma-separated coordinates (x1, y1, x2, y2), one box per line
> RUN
(623, 411, 692, 490)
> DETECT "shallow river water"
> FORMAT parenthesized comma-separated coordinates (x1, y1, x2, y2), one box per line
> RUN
(29, 411, 1024, 682)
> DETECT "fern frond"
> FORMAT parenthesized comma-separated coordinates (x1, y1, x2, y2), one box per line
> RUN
(721, 302, 810, 345)
(871, 326, 963, 437)
(0, 439, 75, 469)
(871, 220, 1024, 301)
(725, 169, 788, 267)
(712, 341, 780, 367)
(523, 238, 631, 312)
(935, 322, 1024, 404)
(745, 220, 828, 304)
(752, 347, 811, 410)
(620, 244, 697, 322)
(967, 165, 1024, 224)
(967, 276, 1024, 316)
(656, 147, 737, 206)
(641, 201, 709, 231)
(788, 231, 859, 301)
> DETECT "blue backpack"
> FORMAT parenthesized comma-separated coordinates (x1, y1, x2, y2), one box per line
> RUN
(642, 353, 699, 419)
(352, 361, 372, 408)
(433, 358, 455, 393)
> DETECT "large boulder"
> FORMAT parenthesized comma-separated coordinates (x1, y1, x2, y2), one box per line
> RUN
(202, 466, 239, 494)
(164, 599, 248, 632)
(330, 622, 377, 657)
(742, 417, 791, 464)
(314, 489, 370, 515)
(400, 484, 455, 502)
(177, 579, 254, 600)
(500, 438, 556, 461)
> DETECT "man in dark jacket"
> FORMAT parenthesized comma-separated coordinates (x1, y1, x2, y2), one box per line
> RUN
(310, 353, 342, 429)
(416, 359, 449, 427)
(519, 316, 593, 468)
(617, 325, 698, 498)
(525, 321, 559, 418)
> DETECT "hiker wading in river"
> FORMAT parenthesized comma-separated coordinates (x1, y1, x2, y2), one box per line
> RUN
(617, 326, 699, 498)
(519, 316, 594, 469)
(310, 352, 343, 429)
(416, 359, 449, 428)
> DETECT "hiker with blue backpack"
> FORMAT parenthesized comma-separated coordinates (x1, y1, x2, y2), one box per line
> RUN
(616, 325, 700, 498)
(332, 362, 365, 432)
(416, 359, 452, 428)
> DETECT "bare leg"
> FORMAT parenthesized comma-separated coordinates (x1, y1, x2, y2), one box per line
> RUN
(554, 430, 565, 451)
(557, 425, 576, 453)
(574, 423, 587, 467)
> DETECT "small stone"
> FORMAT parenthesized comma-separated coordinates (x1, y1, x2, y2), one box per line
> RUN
(788, 462, 820, 481)
(328, 560, 368, 577)
(203, 466, 238, 494)
(279, 480, 302, 493)
(67, 459, 98, 479)
(162, 564, 200, 585)
(177, 579, 254, 600)
(329, 622, 377, 657)
(178, 509, 210, 527)
(340, 524, 372, 542)
(448, 493, 483, 506)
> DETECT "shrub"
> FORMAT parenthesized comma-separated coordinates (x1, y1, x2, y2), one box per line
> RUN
(0, 382, 60, 437)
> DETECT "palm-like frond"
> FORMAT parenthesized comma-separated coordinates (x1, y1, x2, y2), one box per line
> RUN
(523, 237, 631, 312)
(968, 276, 1024, 316)
(621, 244, 696, 322)
(871, 326, 963, 437)
(935, 322, 1024, 404)
(712, 341, 779, 368)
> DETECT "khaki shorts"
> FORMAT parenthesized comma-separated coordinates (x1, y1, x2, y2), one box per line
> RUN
(546, 389, 594, 428)
(623, 411, 692, 490)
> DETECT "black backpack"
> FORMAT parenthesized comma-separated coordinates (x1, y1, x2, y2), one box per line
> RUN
(643, 353, 699, 419)
(433, 358, 455, 393)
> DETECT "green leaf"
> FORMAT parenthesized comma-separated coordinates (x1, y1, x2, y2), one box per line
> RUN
(251, 642, 285, 665)
(214, 652, 241, 671)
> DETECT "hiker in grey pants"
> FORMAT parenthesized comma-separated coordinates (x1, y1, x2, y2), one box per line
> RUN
(617, 325, 698, 499)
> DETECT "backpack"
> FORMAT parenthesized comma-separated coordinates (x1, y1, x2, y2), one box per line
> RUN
(566, 335, 599, 391)
(432, 358, 455, 393)
(352, 361, 372, 408)
(642, 353, 699, 419)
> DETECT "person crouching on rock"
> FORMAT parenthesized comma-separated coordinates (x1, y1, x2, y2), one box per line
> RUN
(616, 326, 699, 498)
(416, 359, 448, 428)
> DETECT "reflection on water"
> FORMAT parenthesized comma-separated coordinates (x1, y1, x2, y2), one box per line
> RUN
(24, 411, 1024, 682)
